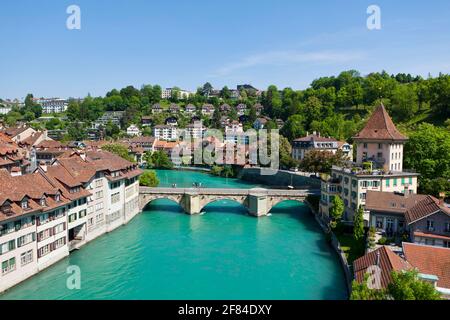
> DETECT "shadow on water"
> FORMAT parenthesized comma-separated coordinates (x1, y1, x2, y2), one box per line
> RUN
(201, 200, 249, 216)
(143, 199, 184, 214)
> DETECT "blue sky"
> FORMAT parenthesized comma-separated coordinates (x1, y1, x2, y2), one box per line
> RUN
(1, 0, 450, 99)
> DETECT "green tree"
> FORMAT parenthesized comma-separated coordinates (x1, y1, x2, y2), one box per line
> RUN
(350, 275, 388, 300)
(429, 74, 450, 117)
(388, 270, 441, 300)
(139, 170, 159, 187)
(300, 150, 344, 173)
(149, 150, 173, 169)
(404, 123, 450, 196)
(262, 85, 282, 118)
(329, 195, 344, 229)
(281, 114, 306, 141)
(279, 135, 298, 169)
(353, 206, 365, 241)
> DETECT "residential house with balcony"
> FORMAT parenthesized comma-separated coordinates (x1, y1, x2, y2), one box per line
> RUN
(153, 125, 178, 141)
(319, 104, 418, 224)
(201, 104, 214, 117)
(168, 103, 181, 114)
(141, 116, 152, 127)
(151, 103, 163, 114)
(292, 131, 352, 161)
(365, 191, 450, 247)
(126, 124, 141, 137)
(184, 104, 197, 114)
(236, 103, 247, 116)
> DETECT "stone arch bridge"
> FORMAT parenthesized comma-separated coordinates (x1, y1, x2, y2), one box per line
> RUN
(139, 187, 320, 217)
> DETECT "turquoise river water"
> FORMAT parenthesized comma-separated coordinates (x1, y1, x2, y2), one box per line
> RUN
(0, 170, 347, 300)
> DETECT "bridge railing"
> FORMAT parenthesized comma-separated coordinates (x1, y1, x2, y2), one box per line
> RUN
(139, 187, 320, 196)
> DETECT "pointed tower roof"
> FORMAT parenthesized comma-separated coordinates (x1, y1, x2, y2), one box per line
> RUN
(353, 104, 407, 142)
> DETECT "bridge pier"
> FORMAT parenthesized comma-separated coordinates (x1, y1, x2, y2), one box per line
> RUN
(184, 192, 201, 215)
(247, 193, 269, 217)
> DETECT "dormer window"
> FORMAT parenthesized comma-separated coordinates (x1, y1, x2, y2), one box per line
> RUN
(40, 197, 47, 207)
(1, 201, 12, 214)
(55, 193, 61, 202)
(21, 199, 29, 209)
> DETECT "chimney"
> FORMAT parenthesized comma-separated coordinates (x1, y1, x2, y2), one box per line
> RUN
(376, 250, 381, 266)
(404, 185, 409, 198)
(39, 161, 47, 172)
(439, 192, 446, 206)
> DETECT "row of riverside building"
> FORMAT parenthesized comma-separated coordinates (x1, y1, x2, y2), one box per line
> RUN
(0, 149, 142, 293)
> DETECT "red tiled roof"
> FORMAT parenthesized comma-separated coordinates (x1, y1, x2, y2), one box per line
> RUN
(365, 191, 428, 214)
(353, 246, 411, 289)
(413, 231, 450, 241)
(403, 243, 450, 289)
(0, 169, 69, 222)
(404, 195, 450, 224)
(353, 104, 407, 141)
(293, 134, 339, 143)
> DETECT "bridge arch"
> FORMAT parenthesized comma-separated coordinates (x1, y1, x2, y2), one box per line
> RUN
(267, 197, 306, 214)
(200, 197, 249, 215)
(139, 194, 185, 212)
(199, 195, 249, 214)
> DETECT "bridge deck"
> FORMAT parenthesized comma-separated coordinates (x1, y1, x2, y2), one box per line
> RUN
(139, 187, 320, 196)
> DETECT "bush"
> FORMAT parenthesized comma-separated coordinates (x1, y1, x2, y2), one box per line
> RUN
(139, 170, 159, 187)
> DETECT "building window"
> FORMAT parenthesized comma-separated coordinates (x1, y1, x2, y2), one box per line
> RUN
(445, 223, 450, 233)
(0, 240, 16, 255)
(38, 244, 52, 258)
(69, 213, 77, 223)
(409, 177, 413, 185)
(111, 193, 120, 204)
(378, 143, 382, 149)
(79, 210, 87, 219)
(427, 220, 435, 232)
(21, 200, 29, 209)
(363, 143, 368, 149)
(54, 237, 66, 250)
(2, 257, 16, 274)
(17, 232, 35, 247)
(54, 223, 65, 235)
(386, 179, 390, 187)
(393, 179, 398, 187)
(20, 250, 33, 266)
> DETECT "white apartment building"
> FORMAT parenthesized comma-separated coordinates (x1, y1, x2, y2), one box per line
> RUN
(0, 150, 142, 293)
(292, 132, 353, 161)
(153, 125, 178, 141)
(0, 106, 12, 115)
(184, 122, 205, 139)
(37, 98, 68, 114)
(126, 124, 141, 137)
(161, 88, 192, 100)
